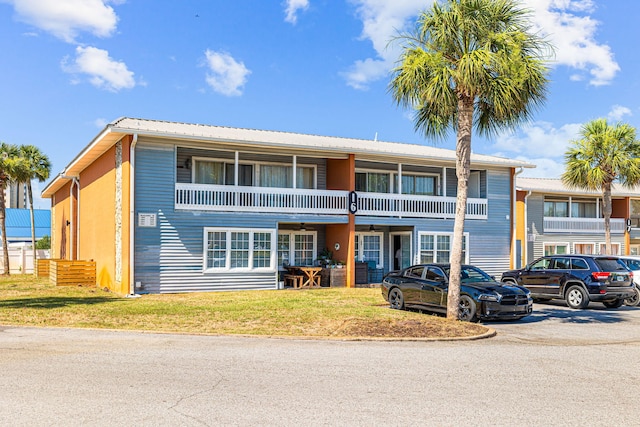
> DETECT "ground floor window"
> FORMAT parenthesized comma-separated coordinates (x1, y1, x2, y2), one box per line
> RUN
(418, 232, 468, 264)
(598, 243, 620, 255)
(278, 231, 317, 267)
(355, 232, 383, 267)
(573, 243, 595, 254)
(544, 243, 568, 256)
(204, 228, 276, 272)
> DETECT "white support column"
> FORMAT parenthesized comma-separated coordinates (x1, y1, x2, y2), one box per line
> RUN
(292, 156, 297, 189)
(397, 163, 402, 194)
(442, 167, 447, 197)
(234, 151, 239, 186)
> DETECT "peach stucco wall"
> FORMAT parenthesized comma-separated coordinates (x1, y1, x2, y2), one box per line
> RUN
(326, 155, 356, 287)
(78, 138, 131, 295)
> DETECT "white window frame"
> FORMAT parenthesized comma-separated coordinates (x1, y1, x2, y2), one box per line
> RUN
(191, 156, 317, 189)
(468, 171, 481, 199)
(393, 172, 440, 196)
(417, 232, 469, 264)
(355, 169, 393, 193)
(544, 242, 569, 256)
(598, 242, 621, 255)
(203, 227, 277, 273)
(277, 230, 318, 268)
(355, 232, 384, 267)
(573, 242, 596, 255)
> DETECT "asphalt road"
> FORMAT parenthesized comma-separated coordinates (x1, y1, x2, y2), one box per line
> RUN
(1, 302, 639, 426)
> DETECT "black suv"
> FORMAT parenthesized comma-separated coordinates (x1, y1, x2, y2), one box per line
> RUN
(501, 255, 635, 309)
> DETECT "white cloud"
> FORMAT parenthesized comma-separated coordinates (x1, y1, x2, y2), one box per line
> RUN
(525, 0, 620, 86)
(345, 0, 619, 89)
(489, 121, 582, 178)
(518, 157, 566, 178)
(283, 0, 309, 24)
(607, 105, 632, 122)
(94, 118, 109, 128)
(203, 49, 251, 97)
(4, 0, 120, 43)
(62, 46, 135, 92)
(493, 121, 582, 157)
(343, 0, 427, 89)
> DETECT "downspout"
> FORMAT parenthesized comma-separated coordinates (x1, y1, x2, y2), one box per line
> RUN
(128, 134, 138, 295)
(524, 190, 532, 265)
(512, 168, 524, 269)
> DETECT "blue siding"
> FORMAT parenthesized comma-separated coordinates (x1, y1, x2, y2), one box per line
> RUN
(134, 142, 514, 291)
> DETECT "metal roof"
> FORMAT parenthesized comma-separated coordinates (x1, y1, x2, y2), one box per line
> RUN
(42, 117, 535, 197)
(2, 209, 51, 240)
(516, 177, 640, 197)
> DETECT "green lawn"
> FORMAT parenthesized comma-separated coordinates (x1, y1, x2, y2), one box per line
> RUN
(0, 275, 489, 339)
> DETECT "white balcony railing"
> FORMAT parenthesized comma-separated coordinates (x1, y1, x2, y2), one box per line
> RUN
(543, 217, 626, 234)
(356, 192, 488, 219)
(175, 184, 349, 214)
(175, 183, 488, 219)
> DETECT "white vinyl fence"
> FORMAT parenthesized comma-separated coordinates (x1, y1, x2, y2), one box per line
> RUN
(0, 248, 50, 274)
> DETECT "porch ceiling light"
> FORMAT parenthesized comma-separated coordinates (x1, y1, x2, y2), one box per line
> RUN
(300, 223, 306, 231)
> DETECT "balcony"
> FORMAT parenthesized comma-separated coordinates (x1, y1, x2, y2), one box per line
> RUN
(175, 184, 488, 219)
(543, 217, 626, 234)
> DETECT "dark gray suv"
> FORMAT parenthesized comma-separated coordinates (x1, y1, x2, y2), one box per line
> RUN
(501, 255, 635, 309)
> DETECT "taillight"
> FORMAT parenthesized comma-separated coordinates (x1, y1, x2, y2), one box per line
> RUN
(592, 272, 610, 280)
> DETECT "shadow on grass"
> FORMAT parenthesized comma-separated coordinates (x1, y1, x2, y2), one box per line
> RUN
(0, 296, 116, 309)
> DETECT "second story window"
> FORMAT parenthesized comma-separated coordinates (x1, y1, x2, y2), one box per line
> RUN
(544, 200, 569, 217)
(571, 200, 597, 218)
(394, 174, 438, 196)
(193, 157, 315, 189)
(356, 172, 390, 193)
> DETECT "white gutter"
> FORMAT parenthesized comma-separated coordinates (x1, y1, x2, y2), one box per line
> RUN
(128, 134, 138, 295)
(524, 190, 532, 266)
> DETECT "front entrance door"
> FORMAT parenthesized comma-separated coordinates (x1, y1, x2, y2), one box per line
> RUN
(391, 233, 412, 271)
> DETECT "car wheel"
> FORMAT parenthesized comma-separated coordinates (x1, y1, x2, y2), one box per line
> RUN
(603, 298, 624, 309)
(458, 295, 477, 322)
(624, 286, 640, 307)
(565, 285, 589, 309)
(388, 288, 405, 310)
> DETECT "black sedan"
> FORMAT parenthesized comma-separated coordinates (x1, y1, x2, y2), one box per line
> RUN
(381, 264, 533, 322)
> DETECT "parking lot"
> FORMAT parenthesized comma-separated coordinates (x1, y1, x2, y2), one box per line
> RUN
(486, 300, 640, 345)
(1, 303, 639, 426)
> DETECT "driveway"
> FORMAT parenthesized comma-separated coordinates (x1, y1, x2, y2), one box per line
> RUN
(1, 304, 639, 426)
(486, 300, 640, 344)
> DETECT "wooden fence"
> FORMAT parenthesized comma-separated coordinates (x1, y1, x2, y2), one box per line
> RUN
(49, 260, 96, 287)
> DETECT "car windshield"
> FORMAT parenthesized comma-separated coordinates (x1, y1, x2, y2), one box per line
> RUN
(442, 265, 494, 283)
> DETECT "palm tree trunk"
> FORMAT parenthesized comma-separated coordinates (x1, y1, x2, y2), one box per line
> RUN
(447, 95, 473, 320)
(28, 181, 37, 275)
(0, 180, 9, 275)
(603, 181, 612, 255)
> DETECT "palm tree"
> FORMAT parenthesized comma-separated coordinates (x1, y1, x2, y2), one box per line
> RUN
(16, 145, 51, 275)
(0, 142, 21, 275)
(389, 0, 550, 319)
(562, 119, 640, 255)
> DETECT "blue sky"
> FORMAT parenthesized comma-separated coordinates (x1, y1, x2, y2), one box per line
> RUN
(1, 0, 639, 209)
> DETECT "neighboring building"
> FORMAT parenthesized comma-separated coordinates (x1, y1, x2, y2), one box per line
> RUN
(1, 208, 51, 244)
(515, 177, 639, 268)
(5, 182, 27, 209)
(41, 117, 531, 295)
